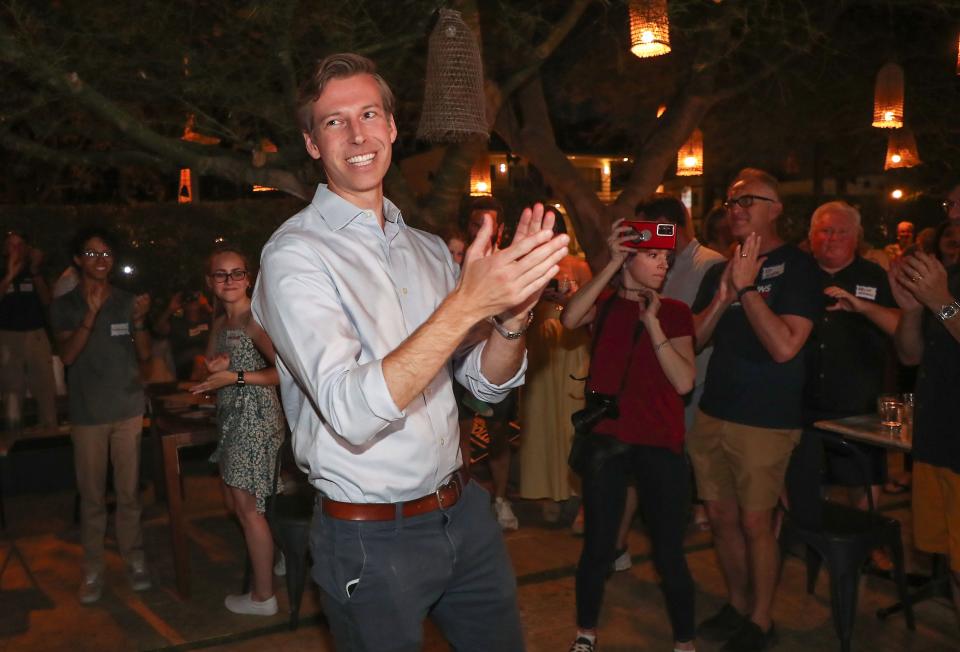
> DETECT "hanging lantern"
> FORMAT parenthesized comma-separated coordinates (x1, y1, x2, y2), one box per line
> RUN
(872, 62, 904, 128)
(178, 169, 193, 204)
(629, 0, 671, 58)
(884, 127, 921, 170)
(417, 9, 488, 143)
(676, 128, 703, 176)
(469, 157, 492, 196)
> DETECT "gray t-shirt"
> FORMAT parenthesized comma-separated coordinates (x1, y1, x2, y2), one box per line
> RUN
(662, 239, 726, 429)
(51, 286, 144, 425)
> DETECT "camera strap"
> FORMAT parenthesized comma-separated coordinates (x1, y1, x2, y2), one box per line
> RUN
(582, 293, 647, 398)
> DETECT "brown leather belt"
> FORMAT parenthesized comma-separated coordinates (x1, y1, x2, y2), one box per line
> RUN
(320, 468, 470, 521)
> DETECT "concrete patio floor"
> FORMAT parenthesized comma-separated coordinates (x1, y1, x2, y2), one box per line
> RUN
(1, 454, 958, 652)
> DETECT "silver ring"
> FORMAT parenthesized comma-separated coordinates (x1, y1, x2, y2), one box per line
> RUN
(740, 252, 748, 258)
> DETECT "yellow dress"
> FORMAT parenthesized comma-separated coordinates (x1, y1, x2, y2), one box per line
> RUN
(519, 257, 592, 501)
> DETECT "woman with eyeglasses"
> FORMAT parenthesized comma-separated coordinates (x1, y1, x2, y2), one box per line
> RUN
(191, 245, 285, 616)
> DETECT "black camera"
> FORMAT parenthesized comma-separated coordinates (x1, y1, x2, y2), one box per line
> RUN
(571, 391, 619, 433)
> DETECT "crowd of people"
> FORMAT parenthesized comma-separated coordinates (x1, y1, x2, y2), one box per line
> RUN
(2, 51, 960, 652)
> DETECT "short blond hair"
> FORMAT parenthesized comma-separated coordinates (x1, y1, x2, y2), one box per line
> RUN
(296, 53, 396, 132)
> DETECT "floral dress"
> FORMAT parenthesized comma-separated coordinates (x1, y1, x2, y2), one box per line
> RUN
(209, 327, 285, 513)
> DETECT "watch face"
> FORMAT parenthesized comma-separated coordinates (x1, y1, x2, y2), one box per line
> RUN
(944, 304, 959, 319)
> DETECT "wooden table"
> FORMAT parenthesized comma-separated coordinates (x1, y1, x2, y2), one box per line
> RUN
(148, 385, 219, 598)
(813, 413, 912, 452)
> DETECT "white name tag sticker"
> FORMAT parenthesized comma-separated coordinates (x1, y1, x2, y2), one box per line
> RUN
(111, 322, 130, 336)
(19, 281, 34, 292)
(855, 285, 878, 301)
(188, 324, 209, 338)
(761, 263, 785, 280)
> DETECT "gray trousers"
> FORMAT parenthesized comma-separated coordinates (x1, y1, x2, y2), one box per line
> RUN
(310, 479, 524, 652)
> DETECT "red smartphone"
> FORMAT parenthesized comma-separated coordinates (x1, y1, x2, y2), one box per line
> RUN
(622, 221, 677, 250)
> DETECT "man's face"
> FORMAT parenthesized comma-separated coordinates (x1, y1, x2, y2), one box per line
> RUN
(945, 185, 960, 225)
(810, 210, 858, 271)
(301, 74, 397, 205)
(939, 224, 960, 267)
(74, 237, 113, 281)
(467, 210, 499, 245)
(896, 221, 914, 248)
(725, 179, 782, 241)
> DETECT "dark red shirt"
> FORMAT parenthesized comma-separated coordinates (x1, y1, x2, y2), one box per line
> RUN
(586, 293, 694, 452)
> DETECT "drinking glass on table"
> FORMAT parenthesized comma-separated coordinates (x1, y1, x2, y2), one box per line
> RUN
(877, 394, 903, 429)
(900, 392, 914, 427)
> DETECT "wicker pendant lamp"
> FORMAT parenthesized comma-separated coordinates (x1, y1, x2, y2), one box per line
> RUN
(469, 158, 492, 196)
(872, 62, 904, 128)
(417, 9, 488, 143)
(676, 128, 703, 176)
(884, 127, 921, 170)
(629, 0, 671, 58)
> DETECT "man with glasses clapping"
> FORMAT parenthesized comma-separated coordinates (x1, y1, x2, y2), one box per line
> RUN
(687, 169, 821, 652)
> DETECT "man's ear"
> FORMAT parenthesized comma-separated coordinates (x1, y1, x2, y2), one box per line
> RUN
(303, 130, 321, 161)
(388, 115, 397, 144)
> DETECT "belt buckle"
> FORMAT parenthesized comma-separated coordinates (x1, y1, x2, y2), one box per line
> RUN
(435, 485, 447, 509)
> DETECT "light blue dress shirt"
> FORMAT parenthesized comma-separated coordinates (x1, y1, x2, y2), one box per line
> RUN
(252, 185, 525, 503)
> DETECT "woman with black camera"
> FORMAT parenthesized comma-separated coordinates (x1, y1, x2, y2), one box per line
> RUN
(561, 217, 697, 652)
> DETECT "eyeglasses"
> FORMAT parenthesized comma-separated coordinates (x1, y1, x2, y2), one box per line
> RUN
(209, 269, 248, 283)
(942, 200, 960, 212)
(81, 250, 113, 259)
(723, 195, 777, 210)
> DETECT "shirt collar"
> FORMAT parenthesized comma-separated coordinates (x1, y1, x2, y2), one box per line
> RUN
(311, 184, 405, 231)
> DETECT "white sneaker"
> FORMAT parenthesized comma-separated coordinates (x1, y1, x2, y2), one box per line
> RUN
(494, 497, 519, 531)
(78, 571, 104, 604)
(128, 560, 152, 591)
(611, 548, 632, 572)
(274, 551, 286, 577)
(224, 592, 279, 616)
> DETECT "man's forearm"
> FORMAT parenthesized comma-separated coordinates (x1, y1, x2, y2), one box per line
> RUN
(741, 292, 803, 362)
(893, 308, 924, 365)
(479, 321, 525, 385)
(382, 291, 479, 411)
(693, 295, 729, 352)
(858, 302, 900, 336)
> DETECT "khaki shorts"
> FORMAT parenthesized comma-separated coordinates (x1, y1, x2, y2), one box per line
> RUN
(913, 462, 960, 572)
(687, 408, 801, 511)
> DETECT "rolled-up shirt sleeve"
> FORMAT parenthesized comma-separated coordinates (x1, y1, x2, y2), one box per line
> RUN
(253, 237, 403, 446)
(453, 338, 526, 404)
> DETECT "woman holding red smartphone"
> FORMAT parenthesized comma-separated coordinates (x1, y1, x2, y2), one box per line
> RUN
(561, 215, 697, 652)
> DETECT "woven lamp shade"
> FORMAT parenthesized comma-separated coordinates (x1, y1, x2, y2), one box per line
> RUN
(469, 158, 492, 196)
(676, 128, 703, 176)
(884, 127, 921, 170)
(629, 0, 671, 58)
(956, 34, 960, 75)
(416, 9, 488, 143)
(872, 62, 904, 128)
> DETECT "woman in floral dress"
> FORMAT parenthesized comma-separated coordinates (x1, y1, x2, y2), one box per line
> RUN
(192, 246, 285, 616)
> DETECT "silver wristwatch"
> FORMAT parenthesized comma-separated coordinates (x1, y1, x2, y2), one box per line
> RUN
(488, 311, 534, 340)
(936, 300, 960, 322)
